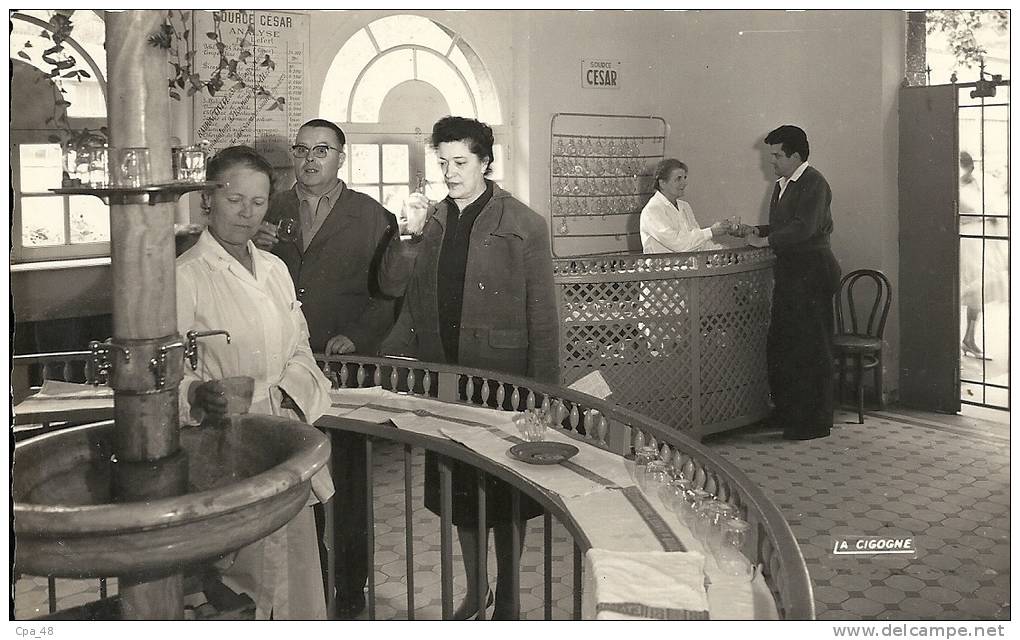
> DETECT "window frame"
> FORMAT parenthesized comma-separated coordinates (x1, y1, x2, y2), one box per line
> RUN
(10, 11, 110, 264)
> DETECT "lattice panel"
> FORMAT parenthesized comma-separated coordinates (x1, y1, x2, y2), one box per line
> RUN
(556, 249, 774, 438)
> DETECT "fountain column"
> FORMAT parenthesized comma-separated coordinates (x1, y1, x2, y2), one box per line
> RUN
(104, 10, 186, 620)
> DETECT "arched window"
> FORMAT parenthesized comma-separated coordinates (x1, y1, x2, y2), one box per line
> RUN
(10, 10, 109, 262)
(319, 15, 505, 212)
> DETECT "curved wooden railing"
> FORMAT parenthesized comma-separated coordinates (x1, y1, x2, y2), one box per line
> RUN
(317, 354, 815, 620)
(12, 350, 814, 620)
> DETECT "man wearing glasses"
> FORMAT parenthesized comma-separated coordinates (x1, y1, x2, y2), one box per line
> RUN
(256, 118, 423, 618)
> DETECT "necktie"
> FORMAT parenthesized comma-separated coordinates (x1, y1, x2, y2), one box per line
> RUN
(769, 182, 781, 214)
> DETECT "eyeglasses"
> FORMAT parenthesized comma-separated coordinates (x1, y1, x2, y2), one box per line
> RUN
(291, 144, 340, 159)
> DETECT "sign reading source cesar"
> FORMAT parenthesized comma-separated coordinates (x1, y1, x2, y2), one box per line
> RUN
(581, 58, 621, 90)
(192, 10, 308, 166)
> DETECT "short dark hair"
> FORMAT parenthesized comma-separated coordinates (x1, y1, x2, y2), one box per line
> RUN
(960, 150, 975, 171)
(206, 145, 274, 190)
(300, 118, 346, 148)
(653, 158, 688, 192)
(764, 125, 810, 162)
(431, 116, 494, 176)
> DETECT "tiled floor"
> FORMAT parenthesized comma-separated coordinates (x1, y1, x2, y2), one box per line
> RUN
(13, 406, 1009, 621)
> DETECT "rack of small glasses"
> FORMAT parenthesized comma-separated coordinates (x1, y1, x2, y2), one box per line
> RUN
(550, 113, 666, 257)
(62, 141, 210, 190)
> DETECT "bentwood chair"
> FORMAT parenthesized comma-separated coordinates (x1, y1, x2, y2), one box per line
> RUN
(833, 269, 892, 424)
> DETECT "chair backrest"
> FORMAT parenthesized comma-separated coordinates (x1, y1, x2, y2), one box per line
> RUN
(834, 269, 892, 338)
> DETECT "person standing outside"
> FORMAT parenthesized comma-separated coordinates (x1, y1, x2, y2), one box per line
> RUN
(741, 125, 841, 440)
(254, 118, 421, 618)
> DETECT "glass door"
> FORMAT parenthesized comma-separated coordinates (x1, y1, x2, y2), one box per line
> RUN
(958, 83, 1010, 409)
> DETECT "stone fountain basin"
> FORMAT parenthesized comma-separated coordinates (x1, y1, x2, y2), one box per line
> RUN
(13, 414, 330, 578)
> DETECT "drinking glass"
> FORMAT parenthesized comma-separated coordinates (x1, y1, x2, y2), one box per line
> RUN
(513, 408, 549, 442)
(117, 147, 150, 188)
(707, 502, 738, 555)
(276, 217, 299, 243)
(179, 148, 207, 183)
(88, 145, 110, 188)
(643, 459, 670, 495)
(74, 148, 92, 186)
(631, 445, 657, 486)
(716, 518, 754, 580)
(658, 477, 691, 515)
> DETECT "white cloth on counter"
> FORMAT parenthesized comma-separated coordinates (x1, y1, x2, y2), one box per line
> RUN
(583, 549, 710, 620)
(15, 380, 114, 418)
(704, 562, 780, 620)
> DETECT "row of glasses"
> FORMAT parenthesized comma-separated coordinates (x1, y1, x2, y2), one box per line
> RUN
(63, 145, 208, 188)
(554, 194, 645, 216)
(552, 155, 649, 177)
(553, 135, 664, 157)
(554, 176, 648, 197)
(632, 445, 755, 581)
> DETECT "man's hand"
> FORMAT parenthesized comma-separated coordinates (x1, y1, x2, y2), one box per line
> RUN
(729, 223, 754, 238)
(190, 379, 228, 422)
(403, 192, 429, 236)
(252, 221, 279, 251)
(325, 334, 357, 355)
(709, 221, 730, 239)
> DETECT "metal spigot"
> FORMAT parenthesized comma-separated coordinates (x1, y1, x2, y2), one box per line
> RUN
(89, 339, 131, 385)
(184, 329, 231, 370)
(149, 340, 186, 390)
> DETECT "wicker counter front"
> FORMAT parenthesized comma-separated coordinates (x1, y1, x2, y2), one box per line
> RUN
(554, 247, 775, 439)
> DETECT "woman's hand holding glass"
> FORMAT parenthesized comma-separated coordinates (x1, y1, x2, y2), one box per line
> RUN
(403, 192, 429, 236)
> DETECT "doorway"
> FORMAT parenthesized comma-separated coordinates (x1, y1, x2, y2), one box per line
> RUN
(957, 83, 1010, 410)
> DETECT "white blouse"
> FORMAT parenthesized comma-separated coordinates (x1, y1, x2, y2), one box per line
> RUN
(176, 229, 332, 427)
(639, 190, 722, 253)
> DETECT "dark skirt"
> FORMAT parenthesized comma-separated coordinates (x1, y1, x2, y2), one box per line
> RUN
(423, 451, 543, 527)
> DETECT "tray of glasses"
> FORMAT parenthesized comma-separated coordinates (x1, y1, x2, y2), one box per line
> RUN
(507, 441, 579, 465)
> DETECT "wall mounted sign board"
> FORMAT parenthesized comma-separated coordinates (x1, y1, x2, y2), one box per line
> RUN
(581, 58, 621, 90)
(192, 10, 308, 167)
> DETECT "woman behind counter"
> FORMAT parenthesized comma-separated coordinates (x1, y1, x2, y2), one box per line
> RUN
(640, 158, 730, 253)
(381, 116, 559, 619)
(177, 145, 334, 619)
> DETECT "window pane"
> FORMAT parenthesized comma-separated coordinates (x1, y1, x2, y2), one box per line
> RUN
(321, 28, 376, 121)
(21, 196, 65, 246)
(350, 144, 379, 183)
(417, 50, 475, 117)
(351, 50, 414, 123)
(382, 185, 410, 216)
(382, 144, 409, 183)
(20, 144, 63, 191)
(351, 184, 380, 202)
(369, 15, 451, 54)
(69, 195, 109, 243)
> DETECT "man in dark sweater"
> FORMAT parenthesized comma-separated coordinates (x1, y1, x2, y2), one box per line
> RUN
(254, 119, 420, 617)
(745, 125, 842, 440)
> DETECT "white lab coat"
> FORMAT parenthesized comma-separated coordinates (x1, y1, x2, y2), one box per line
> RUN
(639, 190, 722, 254)
(177, 229, 334, 619)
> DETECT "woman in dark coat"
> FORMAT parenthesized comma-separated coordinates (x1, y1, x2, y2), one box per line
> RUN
(380, 116, 559, 619)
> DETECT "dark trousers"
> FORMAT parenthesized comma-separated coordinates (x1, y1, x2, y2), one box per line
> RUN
(315, 430, 369, 602)
(766, 249, 842, 438)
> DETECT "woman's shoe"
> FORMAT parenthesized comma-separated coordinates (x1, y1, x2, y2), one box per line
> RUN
(962, 341, 992, 361)
(452, 590, 494, 620)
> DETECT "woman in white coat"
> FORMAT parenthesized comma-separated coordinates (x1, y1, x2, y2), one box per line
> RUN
(177, 145, 334, 619)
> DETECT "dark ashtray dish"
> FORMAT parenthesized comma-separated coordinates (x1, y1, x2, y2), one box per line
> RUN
(508, 441, 579, 465)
